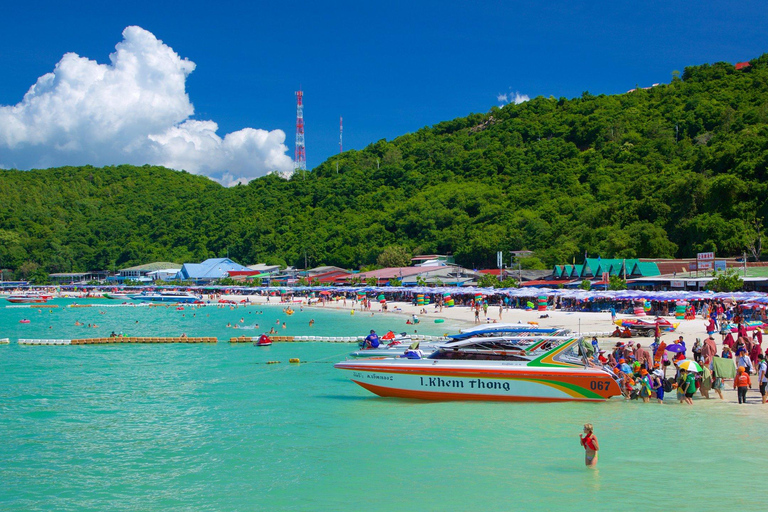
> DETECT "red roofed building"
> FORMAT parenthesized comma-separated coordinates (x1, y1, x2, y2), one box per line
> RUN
(735, 61, 751, 70)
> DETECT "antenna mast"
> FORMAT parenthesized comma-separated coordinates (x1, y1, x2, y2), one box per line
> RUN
(294, 89, 306, 172)
(339, 116, 343, 153)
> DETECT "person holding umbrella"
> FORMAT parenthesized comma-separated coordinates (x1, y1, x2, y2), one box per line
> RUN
(679, 368, 696, 405)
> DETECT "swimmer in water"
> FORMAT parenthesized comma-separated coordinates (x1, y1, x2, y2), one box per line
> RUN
(282, 322, 286, 329)
(579, 423, 599, 467)
(309, 319, 315, 327)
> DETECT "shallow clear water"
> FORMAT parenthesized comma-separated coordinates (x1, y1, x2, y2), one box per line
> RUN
(1, 300, 765, 511)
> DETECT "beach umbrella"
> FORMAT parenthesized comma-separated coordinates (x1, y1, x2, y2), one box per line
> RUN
(666, 343, 685, 353)
(377, 294, 385, 301)
(677, 360, 703, 373)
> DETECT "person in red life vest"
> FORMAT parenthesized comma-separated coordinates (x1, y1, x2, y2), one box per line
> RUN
(580, 423, 599, 467)
(733, 366, 752, 404)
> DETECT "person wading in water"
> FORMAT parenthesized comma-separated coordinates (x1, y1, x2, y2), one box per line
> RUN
(580, 423, 599, 467)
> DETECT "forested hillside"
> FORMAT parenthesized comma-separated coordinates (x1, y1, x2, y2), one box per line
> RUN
(1, 55, 768, 277)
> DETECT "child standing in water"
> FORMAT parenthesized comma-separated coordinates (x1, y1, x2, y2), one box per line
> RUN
(580, 424, 599, 467)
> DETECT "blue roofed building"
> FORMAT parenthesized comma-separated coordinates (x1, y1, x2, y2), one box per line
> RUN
(175, 258, 250, 284)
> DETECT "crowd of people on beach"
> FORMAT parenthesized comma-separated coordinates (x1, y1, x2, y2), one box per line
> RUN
(593, 324, 765, 405)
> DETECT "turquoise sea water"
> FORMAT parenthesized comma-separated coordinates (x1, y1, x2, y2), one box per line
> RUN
(1, 300, 766, 511)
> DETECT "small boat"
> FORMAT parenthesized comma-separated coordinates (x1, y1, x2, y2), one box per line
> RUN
(255, 334, 272, 346)
(336, 336, 622, 402)
(19, 319, 31, 323)
(104, 293, 132, 300)
(129, 291, 201, 303)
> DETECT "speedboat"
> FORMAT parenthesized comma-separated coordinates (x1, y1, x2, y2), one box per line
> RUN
(5, 294, 52, 303)
(615, 317, 678, 335)
(128, 291, 201, 303)
(104, 293, 132, 300)
(348, 326, 570, 359)
(336, 336, 622, 402)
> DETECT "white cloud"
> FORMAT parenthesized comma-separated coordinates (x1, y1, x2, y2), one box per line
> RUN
(497, 89, 530, 106)
(0, 26, 295, 184)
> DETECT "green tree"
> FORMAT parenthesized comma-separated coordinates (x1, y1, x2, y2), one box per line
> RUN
(706, 268, 744, 292)
(580, 280, 592, 291)
(608, 276, 627, 290)
(29, 268, 51, 285)
(477, 273, 501, 288)
(500, 277, 519, 288)
(376, 245, 412, 268)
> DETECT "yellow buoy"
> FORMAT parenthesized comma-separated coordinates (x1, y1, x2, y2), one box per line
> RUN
(289, 358, 300, 364)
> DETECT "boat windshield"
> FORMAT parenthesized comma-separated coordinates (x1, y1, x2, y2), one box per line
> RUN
(428, 340, 531, 361)
(550, 339, 587, 366)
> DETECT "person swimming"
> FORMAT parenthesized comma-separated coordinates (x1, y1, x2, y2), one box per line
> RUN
(580, 423, 599, 467)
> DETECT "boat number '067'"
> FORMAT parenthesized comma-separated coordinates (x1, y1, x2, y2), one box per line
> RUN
(589, 381, 610, 391)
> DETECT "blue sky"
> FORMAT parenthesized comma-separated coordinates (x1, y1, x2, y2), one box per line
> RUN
(2, 1, 767, 183)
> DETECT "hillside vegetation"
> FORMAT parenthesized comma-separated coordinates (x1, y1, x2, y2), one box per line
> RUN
(1, 55, 768, 276)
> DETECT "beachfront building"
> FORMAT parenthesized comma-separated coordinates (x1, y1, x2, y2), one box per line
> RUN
(49, 271, 110, 284)
(227, 263, 282, 284)
(547, 257, 768, 290)
(348, 265, 482, 286)
(479, 268, 553, 285)
(112, 262, 182, 283)
(175, 258, 250, 284)
(411, 254, 455, 267)
(300, 266, 352, 284)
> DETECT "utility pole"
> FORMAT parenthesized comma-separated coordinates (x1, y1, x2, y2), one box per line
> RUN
(744, 251, 748, 277)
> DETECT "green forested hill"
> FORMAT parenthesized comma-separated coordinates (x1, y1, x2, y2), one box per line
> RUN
(1, 55, 768, 276)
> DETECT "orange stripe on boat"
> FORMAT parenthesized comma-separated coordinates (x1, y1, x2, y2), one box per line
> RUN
(353, 381, 606, 402)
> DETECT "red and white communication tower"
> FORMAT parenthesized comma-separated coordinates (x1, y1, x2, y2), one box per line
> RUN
(294, 89, 306, 171)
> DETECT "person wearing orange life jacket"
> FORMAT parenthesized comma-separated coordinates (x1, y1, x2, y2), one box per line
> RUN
(733, 366, 752, 404)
